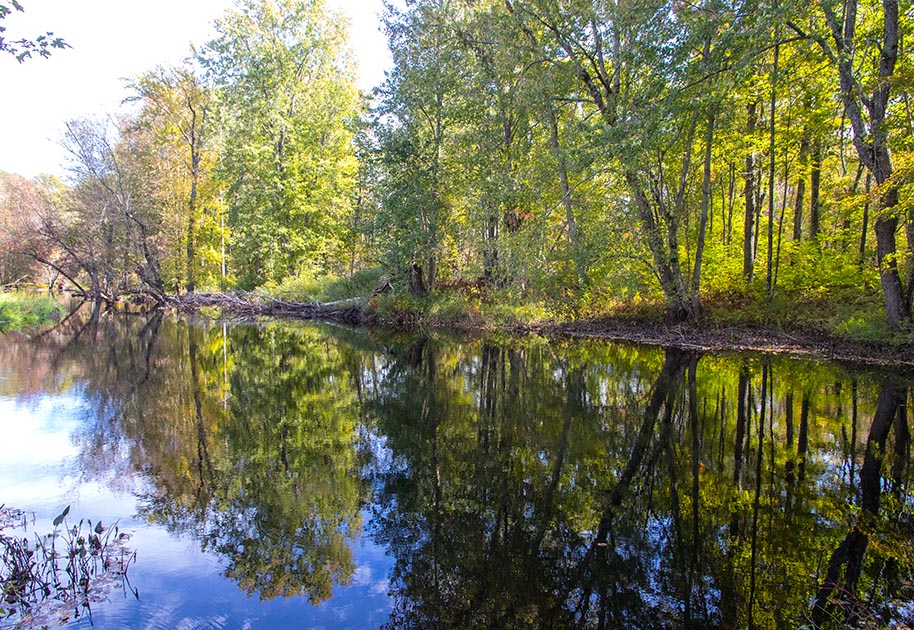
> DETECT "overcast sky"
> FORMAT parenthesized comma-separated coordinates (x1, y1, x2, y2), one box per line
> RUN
(0, 0, 391, 178)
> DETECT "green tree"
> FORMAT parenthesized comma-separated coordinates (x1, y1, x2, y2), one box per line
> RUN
(201, 0, 361, 289)
(374, 0, 469, 295)
(795, 0, 912, 330)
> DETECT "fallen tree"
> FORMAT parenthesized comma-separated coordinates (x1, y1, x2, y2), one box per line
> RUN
(163, 291, 374, 326)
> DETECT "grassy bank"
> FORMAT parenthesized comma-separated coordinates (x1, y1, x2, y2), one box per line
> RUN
(359, 289, 914, 368)
(162, 285, 911, 368)
(0, 292, 63, 332)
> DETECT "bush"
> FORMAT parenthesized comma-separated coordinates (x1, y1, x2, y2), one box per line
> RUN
(271, 267, 386, 303)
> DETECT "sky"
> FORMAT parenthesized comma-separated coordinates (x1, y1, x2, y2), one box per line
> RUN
(0, 0, 392, 178)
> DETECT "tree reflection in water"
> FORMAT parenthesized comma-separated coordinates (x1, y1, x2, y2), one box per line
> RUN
(29, 312, 369, 604)
(4, 310, 912, 628)
(366, 339, 914, 629)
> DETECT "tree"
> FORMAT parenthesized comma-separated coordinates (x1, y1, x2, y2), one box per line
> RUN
(0, 172, 60, 287)
(201, 0, 361, 289)
(2, 166, 125, 300)
(374, 0, 468, 295)
(128, 63, 221, 293)
(61, 117, 166, 300)
(501, 0, 757, 320)
(792, 0, 911, 330)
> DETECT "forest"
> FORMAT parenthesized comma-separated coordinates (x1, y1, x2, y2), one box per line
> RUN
(1, 0, 913, 339)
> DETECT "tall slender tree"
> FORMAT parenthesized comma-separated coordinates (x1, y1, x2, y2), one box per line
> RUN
(129, 63, 218, 293)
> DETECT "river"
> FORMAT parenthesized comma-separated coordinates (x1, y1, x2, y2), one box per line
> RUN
(0, 309, 912, 628)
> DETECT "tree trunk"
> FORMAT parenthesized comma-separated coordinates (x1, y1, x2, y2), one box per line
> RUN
(875, 212, 908, 330)
(626, 172, 693, 322)
(817, 0, 909, 329)
(409, 263, 427, 297)
(774, 151, 790, 293)
(692, 110, 715, 316)
(743, 101, 758, 281)
(809, 139, 822, 240)
(549, 108, 586, 286)
(871, 116, 907, 330)
(186, 210, 196, 294)
(766, 38, 779, 297)
(859, 172, 870, 265)
(186, 159, 199, 294)
(483, 202, 499, 282)
(906, 204, 914, 313)
(793, 134, 809, 241)
(426, 253, 437, 294)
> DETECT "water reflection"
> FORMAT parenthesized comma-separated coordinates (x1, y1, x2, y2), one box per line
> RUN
(0, 308, 912, 628)
(75, 317, 367, 605)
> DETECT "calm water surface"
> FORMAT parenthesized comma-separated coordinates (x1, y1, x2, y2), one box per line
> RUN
(1, 310, 912, 629)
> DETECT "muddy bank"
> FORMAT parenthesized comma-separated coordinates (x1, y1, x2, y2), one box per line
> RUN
(518, 318, 914, 370)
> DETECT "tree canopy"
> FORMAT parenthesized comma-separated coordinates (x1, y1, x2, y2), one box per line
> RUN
(1, 0, 913, 334)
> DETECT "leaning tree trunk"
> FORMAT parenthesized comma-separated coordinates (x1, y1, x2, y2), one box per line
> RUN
(626, 172, 693, 322)
(692, 110, 715, 316)
(816, 0, 910, 330)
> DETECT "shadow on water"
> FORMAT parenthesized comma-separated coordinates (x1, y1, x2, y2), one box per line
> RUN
(1, 310, 913, 628)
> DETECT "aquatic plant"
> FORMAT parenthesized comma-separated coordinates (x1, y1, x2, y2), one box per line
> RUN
(0, 505, 136, 628)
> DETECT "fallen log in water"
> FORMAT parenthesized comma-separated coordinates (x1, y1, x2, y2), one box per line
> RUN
(163, 291, 373, 326)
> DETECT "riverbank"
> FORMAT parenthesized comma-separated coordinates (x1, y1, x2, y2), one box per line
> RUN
(522, 318, 914, 370)
(161, 291, 914, 370)
(0, 292, 63, 332)
(3, 289, 906, 369)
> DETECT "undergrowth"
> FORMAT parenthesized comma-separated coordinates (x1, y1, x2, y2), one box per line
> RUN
(369, 281, 912, 344)
(270, 268, 386, 303)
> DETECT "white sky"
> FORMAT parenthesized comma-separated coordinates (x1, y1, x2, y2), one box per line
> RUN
(0, 0, 391, 178)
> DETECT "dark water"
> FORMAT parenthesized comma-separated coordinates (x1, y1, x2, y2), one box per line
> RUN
(1, 310, 913, 629)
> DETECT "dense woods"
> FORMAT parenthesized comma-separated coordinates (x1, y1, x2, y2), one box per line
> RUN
(1, 0, 913, 336)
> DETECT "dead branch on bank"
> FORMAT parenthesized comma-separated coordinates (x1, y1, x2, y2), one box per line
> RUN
(163, 291, 374, 326)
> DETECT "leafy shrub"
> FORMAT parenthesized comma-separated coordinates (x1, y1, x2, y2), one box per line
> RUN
(272, 267, 386, 303)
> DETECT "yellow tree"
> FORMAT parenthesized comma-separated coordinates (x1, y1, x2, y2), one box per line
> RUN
(128, 64, 223, 293)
